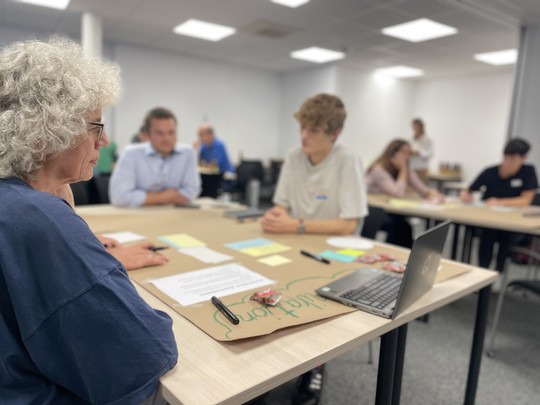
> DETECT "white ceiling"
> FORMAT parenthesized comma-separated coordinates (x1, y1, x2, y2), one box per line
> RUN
(1, 0, 540, 78)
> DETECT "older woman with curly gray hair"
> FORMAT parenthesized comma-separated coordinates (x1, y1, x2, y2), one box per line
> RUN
(0, 38, 178, 404)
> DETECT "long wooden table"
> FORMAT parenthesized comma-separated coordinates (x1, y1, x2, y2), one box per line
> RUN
(428, 173, 462, 192)
(77, 204, 497, 405)
(367, 194, 540, 234)
(368, 194, 540, 263)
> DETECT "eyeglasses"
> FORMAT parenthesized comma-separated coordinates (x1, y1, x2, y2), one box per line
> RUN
(87, 121, 105, 143)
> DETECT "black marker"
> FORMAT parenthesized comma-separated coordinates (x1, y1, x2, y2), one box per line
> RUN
(211, 296, 240, 325)
(148, 246, 169, 252)
(300, 249, 330, 265)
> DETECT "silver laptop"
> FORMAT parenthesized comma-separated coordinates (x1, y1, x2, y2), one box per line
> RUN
(315, 221, 451, 319)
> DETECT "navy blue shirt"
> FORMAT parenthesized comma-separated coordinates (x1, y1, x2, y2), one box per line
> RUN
(468, 164, 538, 200)
(0, 178, 178, 404)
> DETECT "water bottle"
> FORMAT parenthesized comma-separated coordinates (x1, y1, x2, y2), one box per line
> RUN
(246, 179, 260, 208)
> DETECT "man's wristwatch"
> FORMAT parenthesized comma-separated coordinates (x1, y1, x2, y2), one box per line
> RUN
(297, 219, 305, 234)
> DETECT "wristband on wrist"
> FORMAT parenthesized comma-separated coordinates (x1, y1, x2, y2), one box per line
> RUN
(297, 219, 305, 234)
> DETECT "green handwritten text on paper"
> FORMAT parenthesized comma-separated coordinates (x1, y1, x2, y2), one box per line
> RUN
(213, 267, 358, 339)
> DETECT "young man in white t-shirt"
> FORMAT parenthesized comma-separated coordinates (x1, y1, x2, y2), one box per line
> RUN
(260, 93, 368, 405)
(261, 93, 367, 236)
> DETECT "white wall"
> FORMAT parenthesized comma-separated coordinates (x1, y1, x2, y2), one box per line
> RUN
(278, 66, 336, 156)
(335, 67, 418, 170)
(414, 70, 514, 183)
(0, 25, 282, 165)
(278, 65, 419, 172)
(113, 43, 281, 163)
(1, 24, 515, 183)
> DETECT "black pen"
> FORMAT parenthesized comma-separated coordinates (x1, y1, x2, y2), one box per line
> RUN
(300, 249, 330, 265)
(148, 246, 169, 252)
(211, 296, 240, 325)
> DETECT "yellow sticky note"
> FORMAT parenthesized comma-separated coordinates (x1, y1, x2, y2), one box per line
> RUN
(388, 199, 420, 208)
(337, 248, 365, 258)
(240, 243, 290, 257)
(258, 255, 292, 267)
(159, 233, 205, 249)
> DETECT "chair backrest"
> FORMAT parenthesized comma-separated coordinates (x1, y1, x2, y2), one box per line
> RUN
(532, 191, 540, 206)
(235, 160, 265, 190)
(71, 182, 89, 205)
(269, 159, 283, 184)
(199, 173, 223, 198)
(360, 205, 387, 239)
(94, 175, 111, 204)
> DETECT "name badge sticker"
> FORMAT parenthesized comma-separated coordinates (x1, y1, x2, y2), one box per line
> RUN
(510, 178, 523, 188)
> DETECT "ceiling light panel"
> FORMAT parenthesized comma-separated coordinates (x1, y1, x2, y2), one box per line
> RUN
(382, 18, 458, 43)
(473, 49, 517, 65)
(15, 0, 70, 9)
(290, 47, 345, 63)
(375, 65, 425, 78)
(173, 19, 236, 42)
(271, 0, 310, 8)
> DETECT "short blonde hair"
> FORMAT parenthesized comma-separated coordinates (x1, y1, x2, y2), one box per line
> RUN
(0, 37, 121, 179)
(294, 93, 346, 134)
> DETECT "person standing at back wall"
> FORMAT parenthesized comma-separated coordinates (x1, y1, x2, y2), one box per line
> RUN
(409, 118, 433, 183)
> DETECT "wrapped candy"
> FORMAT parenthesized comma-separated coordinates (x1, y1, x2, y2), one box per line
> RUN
(250, 289, 282, 306)
(356, 254, 379, 264)
(381, 261, 406, 273)
(356, 253, 398, 264)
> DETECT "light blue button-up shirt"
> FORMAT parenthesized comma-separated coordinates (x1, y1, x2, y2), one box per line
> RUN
(109, 142, 201, 207)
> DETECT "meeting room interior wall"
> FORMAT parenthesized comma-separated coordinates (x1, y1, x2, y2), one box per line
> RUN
(112, 43, 282, 164)
(278, 66, 337, 156)
(278, 63, 515, 186)
(413, 70, 514, 183)
(0, 24, 519, 184)
(334, 66, 419, 172)
(0, 25, 120, 131)
(277, 65, 418, 172)
(0, 24, 283, 166)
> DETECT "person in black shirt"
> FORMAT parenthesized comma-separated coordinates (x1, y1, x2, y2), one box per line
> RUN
(460, 138, 538, 272)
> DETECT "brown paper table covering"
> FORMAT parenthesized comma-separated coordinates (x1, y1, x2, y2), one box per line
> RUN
(78, 205, 468, 341)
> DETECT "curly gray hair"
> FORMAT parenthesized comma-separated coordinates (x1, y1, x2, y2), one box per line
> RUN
(0, 37, 121, 179)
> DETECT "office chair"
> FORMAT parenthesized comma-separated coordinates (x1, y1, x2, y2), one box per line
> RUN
(360, 205, 387, 240)
(234, 160, 265, 206)
(70, 181, 90, 205)
(94, 175, 111, 204)
(269, 159, 283, 184)
(199, 172, 223, 199)
(486, 243, 540, 357)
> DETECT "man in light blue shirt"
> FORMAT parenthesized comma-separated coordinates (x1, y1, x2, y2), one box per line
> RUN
(110, 107, 201, 207)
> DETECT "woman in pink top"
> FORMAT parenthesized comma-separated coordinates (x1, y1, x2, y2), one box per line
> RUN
(366, 139, 442, 247)
(367, 139, 440, 199)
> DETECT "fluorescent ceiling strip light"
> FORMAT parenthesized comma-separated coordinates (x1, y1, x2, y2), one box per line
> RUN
(375, 65, 424, 78)
(382, 18, 457, 42)
(473, 49, 517, 65)
(271, 0, 310, 7)
(290, 47, 345, 63)
(15, 0, 70, 9)
(173, 19, 236, 42)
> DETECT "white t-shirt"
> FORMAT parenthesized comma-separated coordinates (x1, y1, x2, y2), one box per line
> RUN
(273, 144, 368, 221)
(409, 135, 433, 170)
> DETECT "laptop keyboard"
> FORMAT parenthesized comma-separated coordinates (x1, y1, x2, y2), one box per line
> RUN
(340, 273, 402, 309)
